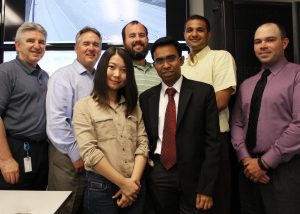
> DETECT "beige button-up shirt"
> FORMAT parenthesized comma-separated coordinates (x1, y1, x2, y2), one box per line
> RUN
(73, 96, 149, 178)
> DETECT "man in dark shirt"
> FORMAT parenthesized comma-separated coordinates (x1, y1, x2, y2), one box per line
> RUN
(139, 36, 221, 214)
(0, 22, 49, 189)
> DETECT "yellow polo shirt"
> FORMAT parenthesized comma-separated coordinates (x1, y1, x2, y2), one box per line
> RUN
(182, 46, 237, 132)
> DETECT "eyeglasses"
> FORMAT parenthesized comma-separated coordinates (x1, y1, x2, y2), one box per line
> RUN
(154, 55, 178, 65)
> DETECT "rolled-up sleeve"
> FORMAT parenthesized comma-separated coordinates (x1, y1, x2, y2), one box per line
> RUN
(73, 99, 104, 169)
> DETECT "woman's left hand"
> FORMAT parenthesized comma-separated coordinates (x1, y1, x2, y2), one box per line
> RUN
(112, 189, 134, 208)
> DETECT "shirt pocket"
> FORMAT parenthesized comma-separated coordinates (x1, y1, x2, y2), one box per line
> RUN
(93, 115, 116, 141)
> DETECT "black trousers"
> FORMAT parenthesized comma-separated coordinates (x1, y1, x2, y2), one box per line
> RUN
(211, 132, 232, 214)
(239, 156, 300, 214)
(146, 156, 210, 214)
(0, 135, 48, 190)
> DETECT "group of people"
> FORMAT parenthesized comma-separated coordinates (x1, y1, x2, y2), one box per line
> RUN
(0, 14, 299, 214)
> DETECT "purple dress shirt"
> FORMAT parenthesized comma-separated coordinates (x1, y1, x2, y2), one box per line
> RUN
(231, 58, 300, 168)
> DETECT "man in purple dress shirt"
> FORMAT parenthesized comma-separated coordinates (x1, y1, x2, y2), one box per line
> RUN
(231, 22, 300, 214)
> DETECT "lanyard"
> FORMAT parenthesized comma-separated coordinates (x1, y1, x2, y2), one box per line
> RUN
(24, 142, 30, 157)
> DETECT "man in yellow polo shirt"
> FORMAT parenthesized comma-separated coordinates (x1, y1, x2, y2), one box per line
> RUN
(182, 15, 237, 214)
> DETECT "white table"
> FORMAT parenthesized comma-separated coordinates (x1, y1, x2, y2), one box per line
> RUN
(0, 190, 71, 214)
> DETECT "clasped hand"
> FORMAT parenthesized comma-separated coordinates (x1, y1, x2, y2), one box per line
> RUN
(196, 194, 213, 210)
(112, 178, 141, 208)
(243, 157, 270, 184)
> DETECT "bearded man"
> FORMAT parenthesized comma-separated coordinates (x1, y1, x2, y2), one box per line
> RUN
(122, 20, 161, 94)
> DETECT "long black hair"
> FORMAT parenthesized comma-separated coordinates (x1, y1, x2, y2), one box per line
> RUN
(92, 47, 138, 116)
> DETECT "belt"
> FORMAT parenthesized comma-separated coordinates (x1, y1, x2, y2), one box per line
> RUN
(7, 135, 47, 143)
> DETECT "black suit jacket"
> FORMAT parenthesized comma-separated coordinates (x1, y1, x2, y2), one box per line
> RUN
(139, 76, 221, 205)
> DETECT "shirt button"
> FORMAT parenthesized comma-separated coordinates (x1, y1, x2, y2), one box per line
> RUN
(122, 148, 125, 151)
(125, 160, 127, 163)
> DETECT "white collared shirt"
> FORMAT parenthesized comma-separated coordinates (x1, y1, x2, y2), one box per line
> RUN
(154, 75, 183, 154)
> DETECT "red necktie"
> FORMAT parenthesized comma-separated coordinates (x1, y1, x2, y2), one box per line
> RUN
(161, 87, 177, 170)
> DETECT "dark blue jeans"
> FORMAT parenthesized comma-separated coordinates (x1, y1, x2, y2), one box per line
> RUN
(84, 171, 145, 214)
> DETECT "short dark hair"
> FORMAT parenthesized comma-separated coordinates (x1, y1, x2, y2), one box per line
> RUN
(92, 47, 138, 116)
(121, 20, 148, 43)
(184, 14, 211, 32)
(150, 36, 182, 60)
(75, 26, 102, 44)
(276, 23, 287, 38)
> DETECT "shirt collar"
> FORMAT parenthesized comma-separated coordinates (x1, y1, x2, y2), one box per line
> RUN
(74, 59, 95, 77)
(16, 55, 41, 75)
(187, 46, 210, 66)
(260, 58, 288, 76)
(133, 61, 154, 71)
(161, 75, 183, 95)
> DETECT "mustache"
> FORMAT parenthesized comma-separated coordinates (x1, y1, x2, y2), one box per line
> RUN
(132, 41, 145, 47)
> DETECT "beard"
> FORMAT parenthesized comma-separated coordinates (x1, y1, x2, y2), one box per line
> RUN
(130, 49, 148, 60)
(126, 42, 149, 60)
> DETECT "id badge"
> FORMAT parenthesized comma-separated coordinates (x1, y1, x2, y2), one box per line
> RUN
(24, 156, 32, 173)
(23, 142, 32, 173)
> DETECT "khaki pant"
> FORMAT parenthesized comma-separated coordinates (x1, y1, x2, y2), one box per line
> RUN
(48, 143, 86, 214)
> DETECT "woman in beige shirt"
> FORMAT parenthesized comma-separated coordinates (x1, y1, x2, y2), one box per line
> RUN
(73, 47, 149, 214)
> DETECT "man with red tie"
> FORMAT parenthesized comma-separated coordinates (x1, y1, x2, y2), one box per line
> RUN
(139, 36, 221, 214)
